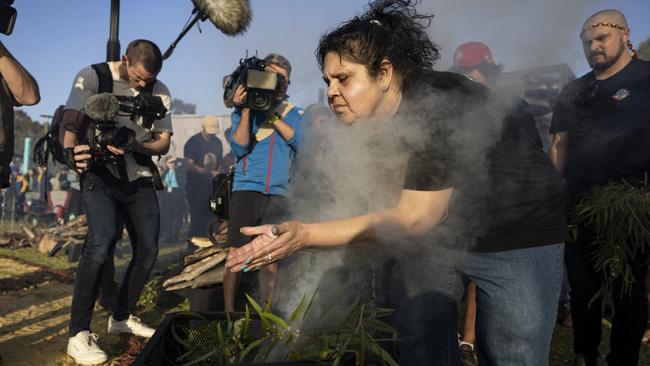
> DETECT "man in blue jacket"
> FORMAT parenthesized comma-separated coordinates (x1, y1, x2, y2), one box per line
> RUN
(223, 53, 304, 312)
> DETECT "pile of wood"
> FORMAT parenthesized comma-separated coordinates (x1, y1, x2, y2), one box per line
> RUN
(0, 227, 35, 248)
(0, 216, 88, 257)
(37, 216, 87, 256)
(163, 245, 228, 291)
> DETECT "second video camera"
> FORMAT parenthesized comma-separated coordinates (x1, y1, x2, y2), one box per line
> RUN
(223, 56, 285, 112)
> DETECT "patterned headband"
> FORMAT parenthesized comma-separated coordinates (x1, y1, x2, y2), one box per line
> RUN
(582, 22, 629, 34)
(581, 22, 638, 59)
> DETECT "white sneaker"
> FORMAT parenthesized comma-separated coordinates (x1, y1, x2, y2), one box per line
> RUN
(67, 331, 108, 365)
(107, 315, 155, 338)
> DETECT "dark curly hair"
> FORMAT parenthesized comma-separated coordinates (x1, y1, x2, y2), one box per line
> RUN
(316, 0, 439, 85)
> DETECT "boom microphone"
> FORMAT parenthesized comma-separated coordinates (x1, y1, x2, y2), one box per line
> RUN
(192, 0, 251, 36)
(84, 92, 120, 122)
(163, 0, 252, 60)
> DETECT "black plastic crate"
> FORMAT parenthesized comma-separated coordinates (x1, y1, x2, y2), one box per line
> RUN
(134, 311, 324, 366)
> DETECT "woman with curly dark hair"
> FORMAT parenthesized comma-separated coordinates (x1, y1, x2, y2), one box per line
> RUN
(227, 1, 566, 364)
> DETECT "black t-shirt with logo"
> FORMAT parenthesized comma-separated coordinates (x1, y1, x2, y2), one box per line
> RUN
(400, 70, 566, 252)
(550, 58, 650, 207)
(184, 132, 224, 188)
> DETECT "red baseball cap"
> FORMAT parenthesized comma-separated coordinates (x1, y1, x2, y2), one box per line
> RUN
(452, 42, 495, 68)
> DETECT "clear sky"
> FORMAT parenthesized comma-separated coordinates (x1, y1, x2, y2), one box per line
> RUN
(6, 0, 650, 123)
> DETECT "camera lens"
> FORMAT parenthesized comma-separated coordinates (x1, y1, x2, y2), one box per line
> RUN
(108, 127, 136, 149)
(249, 90, 272, 111)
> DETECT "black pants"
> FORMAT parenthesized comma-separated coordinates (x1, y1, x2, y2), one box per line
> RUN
(159, 188, 184, 241)
(186, 177, 212, 237)
(227, 190, 287, 247)
(0, 109, 13, 188)
(69, 168, 160, 336)
(565, 227, 648, 365)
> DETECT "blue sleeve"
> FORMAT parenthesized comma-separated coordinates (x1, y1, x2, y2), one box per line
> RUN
(285, 108, 305, 151)
(229, 109, 252, 158)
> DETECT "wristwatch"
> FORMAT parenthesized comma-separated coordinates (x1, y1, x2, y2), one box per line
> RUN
(268, 113, 280, 124)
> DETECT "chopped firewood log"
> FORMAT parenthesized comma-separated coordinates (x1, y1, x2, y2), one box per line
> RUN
(164, 281, 192, 291)
(181, 248, 228, 275)
(164, 267, 226, 291)
(56, 229, 87, 237)
(183, 246, 224, 266)
(38, 235, 60, 254)
(190, 237, 212, 248)
(21, 226, 36, 240)
(48, 241, 66, 257)
(191, 267, 225, 288)
(162, 251, 228, 288)
(61, 239, 82, 249)
(0, 237, 10, 246)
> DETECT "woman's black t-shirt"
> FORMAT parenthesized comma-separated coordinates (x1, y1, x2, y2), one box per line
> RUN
(399, 70, 566, 252)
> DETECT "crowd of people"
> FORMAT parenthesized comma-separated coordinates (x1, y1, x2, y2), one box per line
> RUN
(1, 162, 83, 223)
(1, 0, 650, 365)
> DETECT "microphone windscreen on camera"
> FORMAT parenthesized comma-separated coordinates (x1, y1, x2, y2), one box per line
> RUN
(84, 93, 120, 122)
(192, 0, 252, 36)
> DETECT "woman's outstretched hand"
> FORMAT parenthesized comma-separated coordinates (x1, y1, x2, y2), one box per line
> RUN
(225, 221, 309, 272)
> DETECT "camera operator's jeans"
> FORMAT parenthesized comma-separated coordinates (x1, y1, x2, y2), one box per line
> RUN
(393, 242, 563, 366)
(68, 169, 160, 337)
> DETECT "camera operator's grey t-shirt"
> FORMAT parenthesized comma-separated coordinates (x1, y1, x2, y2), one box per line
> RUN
(65, 61, 173, 181)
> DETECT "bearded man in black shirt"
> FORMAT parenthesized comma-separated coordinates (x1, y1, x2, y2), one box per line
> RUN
(550, 9, 650, 366)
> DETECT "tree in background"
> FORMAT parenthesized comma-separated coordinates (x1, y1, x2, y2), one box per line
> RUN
(639, 37, 650, 61)
(13, 110, 46, 159)
(171, 98, 197, 115)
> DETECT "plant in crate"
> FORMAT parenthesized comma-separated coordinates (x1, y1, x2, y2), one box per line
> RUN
(169, 291, 399, 365)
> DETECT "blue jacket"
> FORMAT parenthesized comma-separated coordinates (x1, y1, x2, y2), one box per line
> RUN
(229, 104, 304, 196)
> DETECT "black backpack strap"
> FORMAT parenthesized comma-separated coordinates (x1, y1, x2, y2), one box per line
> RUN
(90, 63, 113, 94)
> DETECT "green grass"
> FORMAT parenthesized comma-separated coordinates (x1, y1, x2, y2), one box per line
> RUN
(0, 237, 187, 271)
(0, 246, 76, 270)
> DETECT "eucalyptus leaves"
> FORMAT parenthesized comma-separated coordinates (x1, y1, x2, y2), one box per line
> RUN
(170, 293, 398, 365)
(572, 180, 650, 309)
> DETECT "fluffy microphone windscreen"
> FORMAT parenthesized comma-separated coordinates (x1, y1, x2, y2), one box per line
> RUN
(192, 0, 252, 36)
(84, 93, 120, 122)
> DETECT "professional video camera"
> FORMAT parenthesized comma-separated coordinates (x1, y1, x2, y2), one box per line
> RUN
(84, 121, 136, 165)
(83, 93, 168, 166)
(0, 0, 16, 36)
(223, 55, 284, 112)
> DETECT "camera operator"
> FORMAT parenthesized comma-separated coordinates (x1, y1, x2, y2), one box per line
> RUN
(223, 53, 305, 312)
(61, 39, 172, 365)
(0, 39, 40, 188)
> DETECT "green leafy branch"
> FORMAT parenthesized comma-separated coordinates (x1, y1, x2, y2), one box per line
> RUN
(170, 291, 399, 365)
(573, 180, 650, 311)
